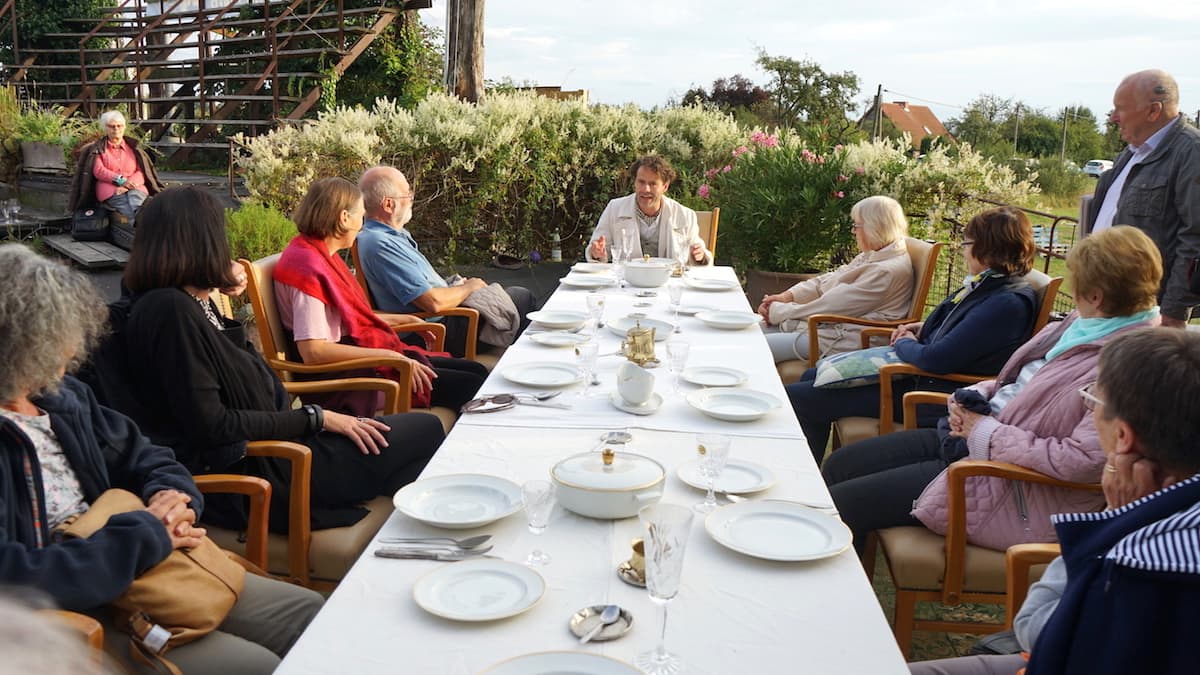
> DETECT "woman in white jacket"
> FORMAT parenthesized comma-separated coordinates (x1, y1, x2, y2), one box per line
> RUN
(760, 195, 914, 363)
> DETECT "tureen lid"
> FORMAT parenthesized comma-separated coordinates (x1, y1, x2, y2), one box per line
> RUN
(552, 449, 665, 491)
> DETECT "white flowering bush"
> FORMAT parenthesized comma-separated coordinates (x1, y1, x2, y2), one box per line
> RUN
(237, 95, 1037, 269)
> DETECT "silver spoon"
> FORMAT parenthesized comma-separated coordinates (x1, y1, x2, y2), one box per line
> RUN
(579, 604, 621, 643)
(377, 534, 492, 548)
(515, 391, 561, 401)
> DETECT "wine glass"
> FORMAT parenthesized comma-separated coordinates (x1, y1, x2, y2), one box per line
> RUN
(694, 433, 731, 513)
(575, 341, 599, 398)
(612, 241, 629, 288)
(635, 503, 695, 675)
(8, 199, 20, 223)
(667, 282, 684, 332)
(586, 292, 606, 332)
(665, 338, 689, 395)
(522, 480, 556, 566)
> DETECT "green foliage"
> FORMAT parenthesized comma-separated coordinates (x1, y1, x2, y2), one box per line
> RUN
(1030, 159, 1092, 200)
(754, 50, 860, 134)
(336, 15, 444, 110)
(1, 0, 114, 74)
(948, 96, 1113, 166)
(225, 202, 297, 263)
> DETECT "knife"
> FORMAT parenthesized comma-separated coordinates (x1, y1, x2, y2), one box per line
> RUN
(373, 548, 495, 561)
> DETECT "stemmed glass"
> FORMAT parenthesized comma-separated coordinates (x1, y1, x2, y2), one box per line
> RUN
(586, 292, 606, 333)
(522, 480, 556, 566)
(612, 242, 630, 288)
(665, 338, 689, 395)
(575, 341, 599, 398)
(635, 503, 695, 675)
(8, 199, 20, 223)
(694, 433, 731, 513)
(667, 282, 684, 333)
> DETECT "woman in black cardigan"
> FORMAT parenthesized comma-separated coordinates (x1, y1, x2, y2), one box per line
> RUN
(107, 186, 443, 532)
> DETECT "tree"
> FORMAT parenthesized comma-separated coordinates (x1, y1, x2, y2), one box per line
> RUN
(753, 50, 860, 129)
(337, 13, 444, 110)
(947, 95, 1017, 155)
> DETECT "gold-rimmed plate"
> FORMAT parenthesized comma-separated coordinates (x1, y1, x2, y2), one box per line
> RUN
(412, 559, 544, 622)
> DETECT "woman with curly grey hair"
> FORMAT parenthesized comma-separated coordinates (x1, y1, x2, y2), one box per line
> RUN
(0, 244, 322, 673)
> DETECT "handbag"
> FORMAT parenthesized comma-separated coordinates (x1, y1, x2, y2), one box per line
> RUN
(71, 207, 110, 242)
(58, 489, 246, 671)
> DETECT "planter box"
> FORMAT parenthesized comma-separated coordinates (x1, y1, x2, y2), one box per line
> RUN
(744, 269, 817, 307)
(20, 141, 68, 175)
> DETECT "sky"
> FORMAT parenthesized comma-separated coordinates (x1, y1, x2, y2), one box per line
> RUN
(424, 0, 1198, 132)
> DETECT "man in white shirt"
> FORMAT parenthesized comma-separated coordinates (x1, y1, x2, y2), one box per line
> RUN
(1085, 69, 1200, 327)
(586, 155, 712, 265)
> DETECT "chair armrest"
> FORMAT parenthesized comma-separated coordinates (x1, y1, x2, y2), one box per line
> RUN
(902, 391, 952, 430)
(860, 327, 892, 349)
(283, 377, 404, 415)
(44, 609, 105, 654)
(942, 460, 1100, 604)
(244, 441, 313, 586)
(268, 356, 414, 413)
(414, 307, 480, 359)
(808, 313, 914, 362)
(1005, 542, 1062, 628)
(389, 320, 447, 352)
(878, 364, 989, 435)
(194, 473, 272, 570)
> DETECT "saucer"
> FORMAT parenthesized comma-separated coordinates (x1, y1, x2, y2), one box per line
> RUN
(610, 392, 663, 415)
(616, 561, 646, 588)
(568, 605, 634, 641)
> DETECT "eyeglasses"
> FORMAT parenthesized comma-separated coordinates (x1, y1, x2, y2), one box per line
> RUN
(391, 192, 415, 202)
(1078, 382, 1104, 412)
(850, 222, 863, 231)
(960, 240, 975, 248)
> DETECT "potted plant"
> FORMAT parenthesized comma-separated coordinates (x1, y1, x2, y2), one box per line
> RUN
(13, 104, 88, 174)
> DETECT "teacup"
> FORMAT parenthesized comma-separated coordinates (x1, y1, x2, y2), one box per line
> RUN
(629, 538, 645, 578)
(617, 362, 655, 406)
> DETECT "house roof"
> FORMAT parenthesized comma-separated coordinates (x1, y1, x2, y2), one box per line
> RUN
(860, 101, 953, 148)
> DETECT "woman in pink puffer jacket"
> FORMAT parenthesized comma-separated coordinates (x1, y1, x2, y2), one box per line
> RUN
(822, 226, 1163, 554)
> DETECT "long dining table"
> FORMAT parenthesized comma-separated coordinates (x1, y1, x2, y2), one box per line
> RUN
(275, 265, 908, 674)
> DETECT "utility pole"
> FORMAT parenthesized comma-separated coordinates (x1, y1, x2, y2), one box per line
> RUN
(445, 0, 485, 102)
(1060, 107, 1070, 161)
(872, 84, 882, 141)
(1012, 103, 1020, 154)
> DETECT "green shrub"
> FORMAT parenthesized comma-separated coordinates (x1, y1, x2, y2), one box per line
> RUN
(1031, 160, 1091, 201)
(225, 202, 297, 263)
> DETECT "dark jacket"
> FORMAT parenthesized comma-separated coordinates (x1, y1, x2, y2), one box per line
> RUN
(0, 376, 199, 611)
(894, 274, 1038, 378)
(1085, 115, 1200, 321)
(1026, 473, 1200, 675)
(67, 136, 165, 212)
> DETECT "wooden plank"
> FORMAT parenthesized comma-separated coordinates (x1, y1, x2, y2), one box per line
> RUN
(43, 234, 125, 269)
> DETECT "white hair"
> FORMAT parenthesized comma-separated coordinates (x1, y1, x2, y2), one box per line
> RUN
(98, 110, 126, 128)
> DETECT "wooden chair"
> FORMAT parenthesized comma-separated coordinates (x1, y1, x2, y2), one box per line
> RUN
(776, 238, 944, 385)
(829, 271, 1063, 449)
(1005, 542, 1060, 629)
(696, 207, 720, 257)
(45, 610, 105, 657)
(862, 395, 1100, 657)
(349, 240, 500, 371)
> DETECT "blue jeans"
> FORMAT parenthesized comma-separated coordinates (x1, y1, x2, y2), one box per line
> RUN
(104, 189, 147, 222)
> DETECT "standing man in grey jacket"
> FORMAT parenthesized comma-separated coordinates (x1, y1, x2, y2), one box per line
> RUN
(1085, 69, 1200, 327)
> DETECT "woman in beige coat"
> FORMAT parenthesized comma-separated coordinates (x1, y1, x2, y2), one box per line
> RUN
(760, 195, 914, 363)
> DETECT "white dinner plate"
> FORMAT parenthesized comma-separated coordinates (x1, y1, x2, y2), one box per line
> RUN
(526, 310, 589, 330)
(607, 316, 673, 341)
(572, 262, 611, 274)
(558, 275, 615, 289)
(528, 332, 592, 348)
(681, 366, 748, 387)
(686, 388, 781, 422)
(676, 304, 717, 316)
(676, 458, 776, 494)
(684, 276, 741, 292)
(393, 474, 523, 529)
(694, 310, 762, 330)
(705, 500, 852, 561)
(482, 651, 641, 674)
(412, 559, 545, 622)
(501, 362, 583, 388)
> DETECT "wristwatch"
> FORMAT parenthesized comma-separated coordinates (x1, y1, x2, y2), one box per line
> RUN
(301, 404, 324, 435)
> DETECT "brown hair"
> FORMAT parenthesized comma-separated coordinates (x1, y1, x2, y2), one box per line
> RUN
(293, 177, 362, 239)
(629, 155, 677, 184)
(1097, 327, 1200, 474)
(1067, 225, 1161, 316)
(963, 207, 1036, 276)
(124, 186, 238, 293)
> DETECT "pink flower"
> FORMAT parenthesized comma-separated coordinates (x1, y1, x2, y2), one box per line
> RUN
(722, 165, 732, 173)
(816, 155, 826, 164)
(732, 145, 749, 157)
(855, 166, 866, 175)
(831, 190, 845, 199)
(698, 184, 711, 199)
(764, 136, 779, 147)
(800, 149, 816, 162)
(834, 144, 844, 152)
(705, 168, 718, 179)
(837, 174, 849, 183)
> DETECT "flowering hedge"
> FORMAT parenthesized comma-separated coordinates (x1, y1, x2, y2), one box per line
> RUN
(237, 94, 1037, 272)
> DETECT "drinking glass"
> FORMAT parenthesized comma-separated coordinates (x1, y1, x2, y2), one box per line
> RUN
(586, 292, 606, 331)
(665, 338, 689, 395)
(667, 282, 684, 331)
(635, 503, 695, 675)
(612, 243, 629, 288)
(522, 480, 556, 566)
(694, 433, 731, 513)
(575, 341, 599, 398)
(8, 199, 20, 223)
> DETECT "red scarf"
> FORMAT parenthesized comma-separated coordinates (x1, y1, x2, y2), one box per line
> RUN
(275, 234, 446, 408)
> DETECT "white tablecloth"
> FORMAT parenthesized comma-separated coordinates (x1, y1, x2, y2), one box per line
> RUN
(275, 267, 907, 675)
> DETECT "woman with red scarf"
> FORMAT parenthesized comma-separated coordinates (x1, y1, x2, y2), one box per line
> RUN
(274, 177, 486, 416)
